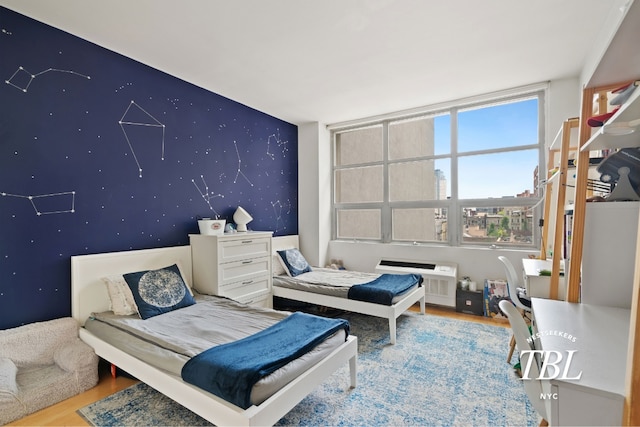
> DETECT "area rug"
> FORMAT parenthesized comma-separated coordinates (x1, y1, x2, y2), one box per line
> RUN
(78, 312, 537, 426)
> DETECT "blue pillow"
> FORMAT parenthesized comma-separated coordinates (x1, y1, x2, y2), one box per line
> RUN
(123, 264, 195, 319)
(277, 248, 312, 277)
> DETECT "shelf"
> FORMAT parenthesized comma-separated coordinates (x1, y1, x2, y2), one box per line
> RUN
(582, 85, 640, 152)
(585, 0, 640, 89)
(548, 169, 561, 183)
(550, 118, 579, 151)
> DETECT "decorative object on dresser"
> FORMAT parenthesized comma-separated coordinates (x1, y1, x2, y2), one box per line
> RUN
(197, 217, 226, 236)
(190, 231, 273, 308)
(232, 206, 253, 232)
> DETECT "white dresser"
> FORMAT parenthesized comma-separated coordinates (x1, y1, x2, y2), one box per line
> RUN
(190, 231, 273, 308)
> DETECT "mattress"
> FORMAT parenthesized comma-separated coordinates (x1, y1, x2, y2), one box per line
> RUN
(273, 267, 419, 303)
(84, 293, 346, 405)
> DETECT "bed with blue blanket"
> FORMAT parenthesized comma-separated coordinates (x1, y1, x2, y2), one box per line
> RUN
(272, 236, 425, 345)
(71, 245, 357, 427)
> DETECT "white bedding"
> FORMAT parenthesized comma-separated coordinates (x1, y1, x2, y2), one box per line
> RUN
(84, 293, 347, 405)
(273, 267, 418, 303)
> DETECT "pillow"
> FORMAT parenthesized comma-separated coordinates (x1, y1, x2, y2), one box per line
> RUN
(272, 254, 287, 276)
(123, 264, 195, 320)
(277, 248, 312, 277)
(102, 274, 139, 316)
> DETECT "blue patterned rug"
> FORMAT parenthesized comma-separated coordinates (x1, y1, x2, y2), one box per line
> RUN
(78, 312, 537, 426)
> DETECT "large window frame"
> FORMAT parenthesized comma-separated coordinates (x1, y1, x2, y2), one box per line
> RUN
(330, 85, 546, 248)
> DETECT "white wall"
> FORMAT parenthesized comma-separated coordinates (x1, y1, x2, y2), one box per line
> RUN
(547, 78, 581, 148)
(297, 122, 331, 267)
(297, 78, 581, 283)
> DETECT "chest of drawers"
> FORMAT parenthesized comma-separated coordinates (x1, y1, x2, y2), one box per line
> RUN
(190, 231, 273, 308)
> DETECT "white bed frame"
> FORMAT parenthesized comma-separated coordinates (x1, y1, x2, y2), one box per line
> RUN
(71, 245, 357, 427)
(272, 236, 425, 345)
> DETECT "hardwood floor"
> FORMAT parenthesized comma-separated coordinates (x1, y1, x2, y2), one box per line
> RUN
(7, 361, 138, 426)
(8, 304, 507, 426)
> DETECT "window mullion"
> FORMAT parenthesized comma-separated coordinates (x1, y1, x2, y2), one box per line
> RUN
(382, 121, 391, 243)
(450, 107, 459, 246)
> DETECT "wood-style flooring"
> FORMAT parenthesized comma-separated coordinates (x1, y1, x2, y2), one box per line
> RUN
(7, 304, 507, 426)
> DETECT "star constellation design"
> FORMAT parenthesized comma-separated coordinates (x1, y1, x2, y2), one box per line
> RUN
(192, 175, 224, 217)
(119, 100, 166, 178)
(271, 199, 291, 232)
(266, 129, 289, 160)
(5, 66, 90, 92)
(1, 191, 76, 216)
(233, 140, 254, 186)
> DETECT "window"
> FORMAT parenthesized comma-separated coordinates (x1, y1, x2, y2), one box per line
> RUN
(331, 88, 544, 247)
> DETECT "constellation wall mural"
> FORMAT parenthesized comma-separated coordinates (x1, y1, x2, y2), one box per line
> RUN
(192, 174, 224, 218)
(1, 190, 76, 215)
(118, 100, 166, 178)
(5, 66, 91, 92)
(0, 6, 299, 329)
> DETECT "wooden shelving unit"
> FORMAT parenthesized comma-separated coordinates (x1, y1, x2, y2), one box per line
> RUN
(567, 1, 640, 423)
(542, 117, 578, 299)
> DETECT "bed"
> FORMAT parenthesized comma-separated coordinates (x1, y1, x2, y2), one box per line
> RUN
(272, 236, 425, 345)
(70, 245, 357, 427)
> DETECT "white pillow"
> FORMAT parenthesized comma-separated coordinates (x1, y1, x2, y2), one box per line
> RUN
(102, 275, 139, 316)
(175, 261, 194, 296)
(272, 254, 287, 276)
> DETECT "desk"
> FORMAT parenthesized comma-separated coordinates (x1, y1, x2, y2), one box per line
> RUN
(531, 298, 629, 426)
(522, 259, 566, 300)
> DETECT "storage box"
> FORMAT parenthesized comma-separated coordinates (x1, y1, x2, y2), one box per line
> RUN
(484, 279, 509, 319)
(455, 288, 484, 316)
(197, 219, 226, 236)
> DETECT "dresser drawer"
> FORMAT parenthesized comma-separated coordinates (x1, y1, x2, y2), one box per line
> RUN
(220, 276, 270, 299)
(219, 256, 270, 284)
(219, 237, 270, 263)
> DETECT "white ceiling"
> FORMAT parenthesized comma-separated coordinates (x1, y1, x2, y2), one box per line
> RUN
(0, 0, 625, 125)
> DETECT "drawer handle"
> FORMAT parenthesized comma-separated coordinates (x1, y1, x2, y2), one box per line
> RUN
(242, 260, 253, 264)
(241, 240, 253, 244)
(243, 280, 254, 285)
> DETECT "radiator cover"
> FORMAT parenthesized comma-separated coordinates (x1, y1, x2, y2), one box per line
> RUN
(374, 259, 458, 307)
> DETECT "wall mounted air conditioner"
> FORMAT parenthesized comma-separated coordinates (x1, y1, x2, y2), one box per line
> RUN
(374, 259, 458, 307)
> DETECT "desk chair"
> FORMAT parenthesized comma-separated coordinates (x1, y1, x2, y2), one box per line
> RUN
(499, 300, 550, 426)
(498, 256, 532, 363)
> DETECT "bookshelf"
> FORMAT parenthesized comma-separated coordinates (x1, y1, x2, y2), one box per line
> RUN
(567, 0, 640, 423)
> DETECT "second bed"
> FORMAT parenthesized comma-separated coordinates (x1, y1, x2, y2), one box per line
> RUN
(272, 236, 425, 344)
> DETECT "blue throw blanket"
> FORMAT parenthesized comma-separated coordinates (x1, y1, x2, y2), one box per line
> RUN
(181, 312, 349, 409)
(348, 273, 422, 305)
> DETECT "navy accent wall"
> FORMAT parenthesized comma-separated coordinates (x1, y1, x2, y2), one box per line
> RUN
(0, 7, 298, 329)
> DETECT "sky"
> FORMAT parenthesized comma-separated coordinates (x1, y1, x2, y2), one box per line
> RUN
(433, 98, 539, 200)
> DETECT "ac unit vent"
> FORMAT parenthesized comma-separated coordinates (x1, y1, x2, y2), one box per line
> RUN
(374, 259, 458, 307)
(378, 260, 436, 270)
